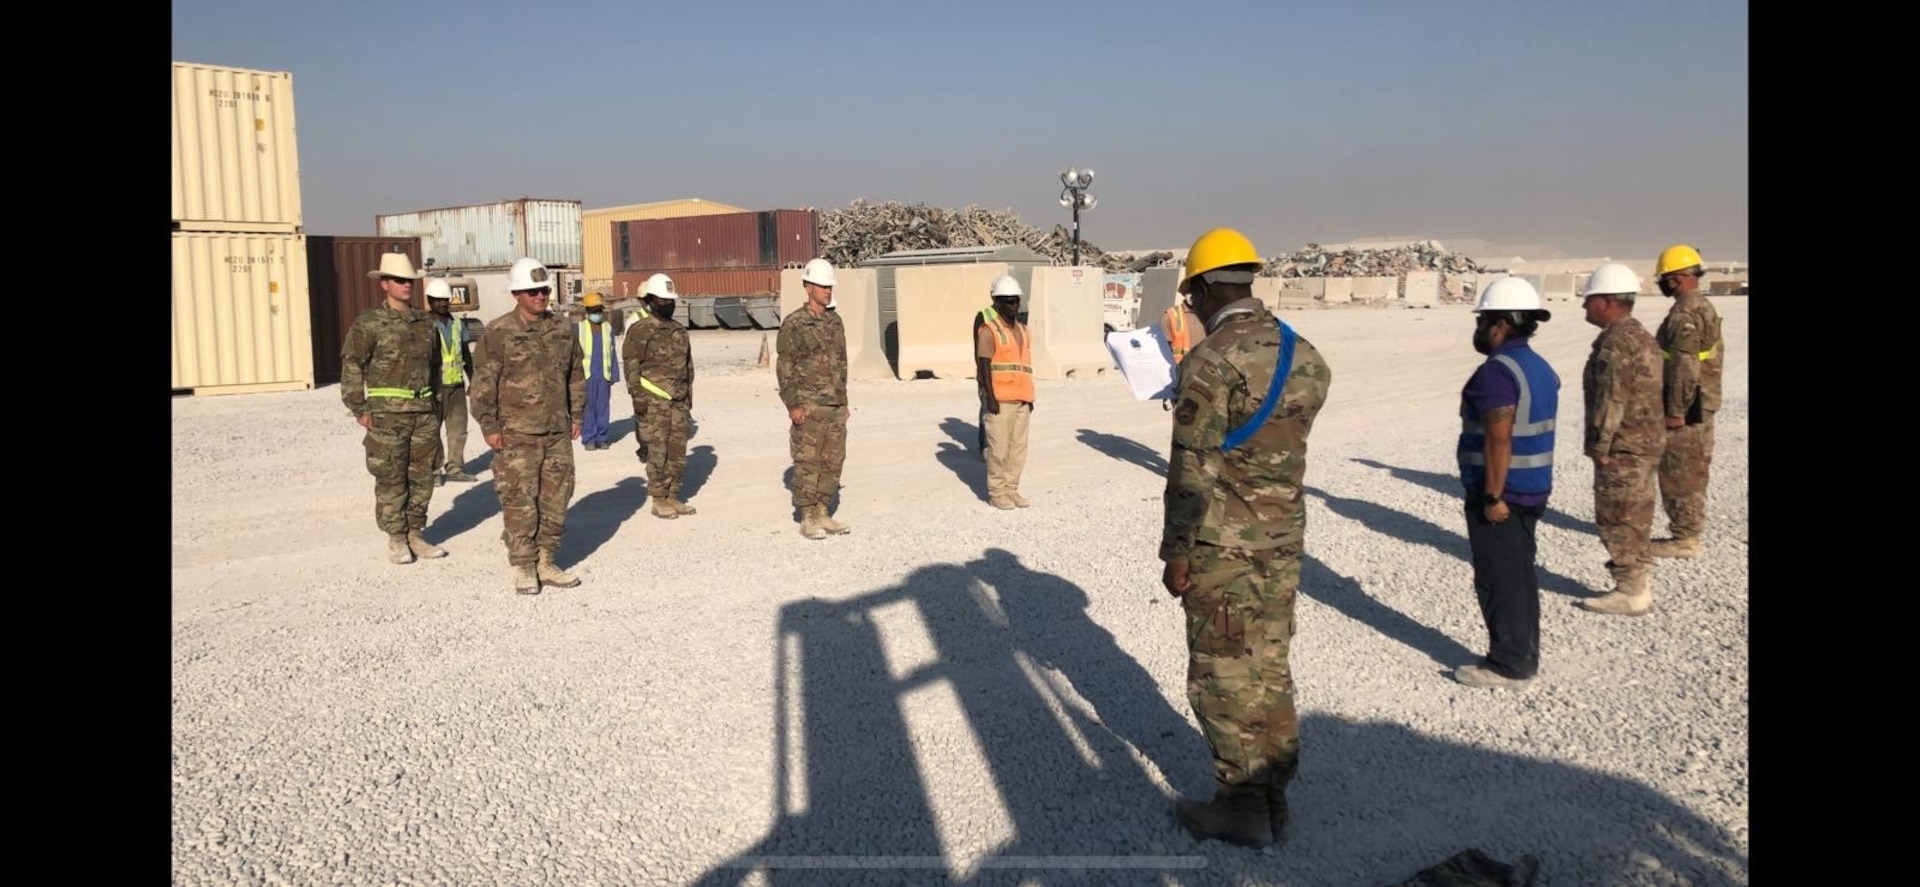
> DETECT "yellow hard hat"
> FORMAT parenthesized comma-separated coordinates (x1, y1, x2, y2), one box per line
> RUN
(582, 292, 606, 309)
(1179, 228, 1263, 294)
(1656, 244, 1704, 276)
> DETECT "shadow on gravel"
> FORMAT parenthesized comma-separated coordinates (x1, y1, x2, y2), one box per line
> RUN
(608, 416, 635, 446)
(1350, 457, 1598, 537)
(1306, 486, 1592, 601)
(555, 476, 647, 566)
(682, 445, 718, 500)
(690, 550, 1748, 886)
(690, 547, 1207, 887)
(939, 415, 986, 458)
(424, 478, 500, 545)
(935, 441, 990, 503)
(458, 449, 495, 477)
(1302, 555, 1476, 669)
(1075, 429, 1169, 478)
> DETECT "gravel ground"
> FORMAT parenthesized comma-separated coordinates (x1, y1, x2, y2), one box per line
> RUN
(173, 299, 1749, 886)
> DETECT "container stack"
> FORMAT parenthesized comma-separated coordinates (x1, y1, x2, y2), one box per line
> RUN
(171, 60, 313, 396)
(375, 199, 586, 323)
(612, 209, 819, 330)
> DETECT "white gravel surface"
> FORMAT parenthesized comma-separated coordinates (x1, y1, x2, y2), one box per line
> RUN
(173, 299, 1749, 886)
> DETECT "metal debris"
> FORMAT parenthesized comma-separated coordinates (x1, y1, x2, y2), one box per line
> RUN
(1260, 240, 1485, 279)
(818, 200, 1143, 271)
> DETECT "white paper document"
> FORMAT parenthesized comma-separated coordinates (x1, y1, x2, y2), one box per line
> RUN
(1106, 327, 1177, 401)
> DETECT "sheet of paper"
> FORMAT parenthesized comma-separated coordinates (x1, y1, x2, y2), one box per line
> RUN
(1106, 326, 1177, 401)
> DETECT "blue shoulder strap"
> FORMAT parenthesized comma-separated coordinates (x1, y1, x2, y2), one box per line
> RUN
(1222, 315, 1296, 452)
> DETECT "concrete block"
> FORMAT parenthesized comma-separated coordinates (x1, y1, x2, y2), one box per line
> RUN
(1252, 278, 1282, 313)
(1280, 277, 1324, 309)
(1323, 278, 1354, 304)
(1353, 276, 1397, 301)
(1403, 271, 1440, 308)
(1027, 266, 1111, 381)
(778, 267, 893, 381)
(895, 263, 1008, 379)
(1541, 272, 1580, 302)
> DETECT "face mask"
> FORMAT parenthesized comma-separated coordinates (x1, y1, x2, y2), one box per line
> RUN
(588, 313, 604, 324)
(655, 301, 677, 321)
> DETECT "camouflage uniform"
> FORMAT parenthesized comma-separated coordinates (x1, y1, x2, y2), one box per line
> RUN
(776, 305, 850, 512)
(1583, 314, 1665, 583)
(470, 309, 586, 568)
(1656, 292, 1725, 543)
(340, 305, 441, 536)
(1162, 298, 1332, 805)
(622, 308, 695, 509)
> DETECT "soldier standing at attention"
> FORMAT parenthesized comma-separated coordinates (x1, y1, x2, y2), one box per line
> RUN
(470, 258, 586, 595)
(1159, 228, 1331, 849)
(1649, 244, 1725, 559)
(340, 252, 444, 565)
(623, 273, 698, 520)
(777, 259, 852, 540)
(1578, 263, 1668, 616)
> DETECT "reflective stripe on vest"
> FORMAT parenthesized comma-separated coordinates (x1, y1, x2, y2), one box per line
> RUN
(438, 316, 465, 386)
(1166, 306, 1191, 362)
(638, 376, 671, 400)
(578, 321, 615, 379)
(980, 308, 1035, 403)
(368, 386, 432, 399)
(1662, 340, 1721, 362)
(1457, 348, 1560, 495)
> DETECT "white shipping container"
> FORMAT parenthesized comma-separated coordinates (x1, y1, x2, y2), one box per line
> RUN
(172, 231, 313, 394)
(375, 199, 583, 269)
(172, 61, 302, 229)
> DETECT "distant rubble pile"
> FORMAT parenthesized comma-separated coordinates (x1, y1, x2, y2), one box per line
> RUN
(1259, 240, 1486, 279)
(818, 200, 1488, 279)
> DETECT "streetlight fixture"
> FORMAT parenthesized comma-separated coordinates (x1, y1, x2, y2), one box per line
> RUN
(1059, 167, 1097, 266)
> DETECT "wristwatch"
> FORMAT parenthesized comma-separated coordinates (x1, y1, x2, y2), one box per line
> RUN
(1482, 492, 1503, 506)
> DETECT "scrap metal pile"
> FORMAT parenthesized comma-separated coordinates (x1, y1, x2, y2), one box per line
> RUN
(1259, 240, 1486, 278)
(818, 200, 1148, 272)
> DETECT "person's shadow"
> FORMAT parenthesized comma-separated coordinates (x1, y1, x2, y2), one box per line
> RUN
(608, 416, 635, 446)
(1306, 485, 1593, 600)
(554, 477, 646, 566)
(423, 477, 500, 546)
(682, 445, 718, 499)
(1075, 429, 1169, 477)
(1302, 554, 1478, 670)
(1350, 457, 1597, 536)
(935, 418, 989, 502)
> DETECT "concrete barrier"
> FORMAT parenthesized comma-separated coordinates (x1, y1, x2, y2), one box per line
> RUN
(1323, 278, 1354, 304)
(778, 267, 894, 381)
(1253, 278, 1282, 313)
(1353, 276, 1397, 301)
(1403, 271, 1440, 308)
(1280, 277, 1323, 309)
(1026, 266, 1111, 380)
(894, 263, 1007, 379)
(1541, 272, 1579, 302)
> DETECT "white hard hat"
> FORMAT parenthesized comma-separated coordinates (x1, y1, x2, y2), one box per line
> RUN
(1582, 262, 1642, 297)
(642, 273, 677, 300)
(990, 275, 1023, 298)
(1474, 276, 1545, 314)
(508, 257, 552, 293)
(424, 278, 454, 301)
(802, 258, 837, 287)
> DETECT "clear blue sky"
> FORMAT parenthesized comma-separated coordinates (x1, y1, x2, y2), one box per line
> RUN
(172, 0, 1748, 261)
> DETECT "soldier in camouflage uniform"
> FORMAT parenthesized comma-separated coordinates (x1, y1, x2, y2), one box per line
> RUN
(1159, 228, 1331, 849)
(340, 253, 445, 565)
(470, 258, 587, 595)
(777, 259, 852, 540)
(1576, 264, 1667, 617)
(1649, 245, 1725, 559)
(622, 273, 697, 520)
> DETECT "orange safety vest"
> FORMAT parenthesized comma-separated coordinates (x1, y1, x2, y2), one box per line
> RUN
(1165, 305, 1192, 363)
(979, 307, 1035, 404)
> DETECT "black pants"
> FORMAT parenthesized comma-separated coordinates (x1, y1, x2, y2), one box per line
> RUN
(1463, 499, 1544, 680)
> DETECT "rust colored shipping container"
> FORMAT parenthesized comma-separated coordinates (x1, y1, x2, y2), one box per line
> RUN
(306, 235, 423, 385)
(769, 209, 819, 267)
(616, 209, 821, 272)
(613, 267, 783, 300)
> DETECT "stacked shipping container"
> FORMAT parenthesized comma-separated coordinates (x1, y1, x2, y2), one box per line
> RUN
(581, 198, 752, 291)
(306, 237, 425, 386)
(172, 61, 313, 395)
(374, 198, 586, 321)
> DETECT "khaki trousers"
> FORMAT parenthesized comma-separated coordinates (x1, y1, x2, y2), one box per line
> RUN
(983, 401, 1031, 500)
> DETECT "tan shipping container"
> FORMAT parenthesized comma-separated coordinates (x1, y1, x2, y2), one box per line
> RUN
(172, 231, 313, 395)
(582, 198, 750, 289)
(172, 61, 302, 230)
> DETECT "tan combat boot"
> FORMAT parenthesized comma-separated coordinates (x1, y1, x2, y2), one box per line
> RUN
(388, 533, 415, 565)
(537, 550, 580, 588)
(651, 498, 680, 520)
(1648, 536, 1702, 558)
(799, 505, 826, 540)
(670, 498, 697, 516)
(1579, 567, 1652, 616)
(817, 505, 851, 535)
(1174, 783, 1274, 849)
(989, 496, 1017, 510)
(1010, 491, 1031, 508)
(513, 562, 540, 595)
(407, 530, 447, 559)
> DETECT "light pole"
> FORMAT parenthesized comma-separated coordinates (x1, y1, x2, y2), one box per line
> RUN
(1059, 167, 1097, 266)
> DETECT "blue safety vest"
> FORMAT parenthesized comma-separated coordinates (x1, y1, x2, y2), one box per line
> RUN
(1458, 343, 1559, 496)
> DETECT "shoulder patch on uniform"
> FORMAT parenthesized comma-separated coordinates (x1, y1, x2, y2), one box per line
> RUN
(1174, 398, 1200, 426)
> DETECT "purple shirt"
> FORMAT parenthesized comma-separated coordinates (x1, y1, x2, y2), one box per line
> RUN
(1462, 339, 1549, 507)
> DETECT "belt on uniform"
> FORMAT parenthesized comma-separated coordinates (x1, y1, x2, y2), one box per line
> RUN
(368, 386, 434, 398)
